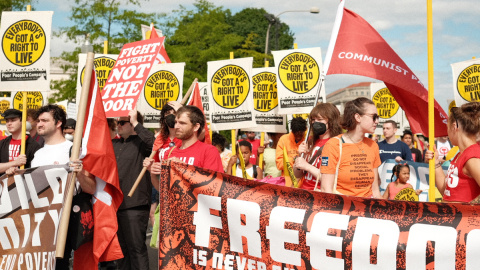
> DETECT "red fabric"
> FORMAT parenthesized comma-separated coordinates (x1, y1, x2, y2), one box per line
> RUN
(326, 5, 448, 137)
(162, 140, 223, 172)
(444, 144, 480, 202)
(154, 137, 182, 162)
(150, 25, 171, 64)
(240, 138, 260, 165)
(188, 81, 211, 144)
(9, 138, 21, 161)
(74, 70, 124, 269)
(301, 138, 330, 190)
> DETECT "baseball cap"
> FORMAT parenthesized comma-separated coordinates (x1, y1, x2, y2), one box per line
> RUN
(2, 109, 22, 119)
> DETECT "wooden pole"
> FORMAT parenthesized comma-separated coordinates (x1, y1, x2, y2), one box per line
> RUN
(128, 79, 198, 197)
(427, 0, 435, 202)
(20, 92, 27, 170)
(56, 52, 95, 258)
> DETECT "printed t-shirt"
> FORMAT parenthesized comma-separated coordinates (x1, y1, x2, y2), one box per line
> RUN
(321, 135, 381, 197)
(31, 140, 73, 167)
(443, 144, 480, 202)
(154, 137, 182, 162)
(162, 140, 223, 172)
(378, 140, 413, 163)
(9, 138, 21, 161)
(301, 138, 330, 191)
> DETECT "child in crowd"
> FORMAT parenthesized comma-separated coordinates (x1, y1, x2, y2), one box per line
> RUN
(227, 140, 263, 179)
(383, 163, 415, 199)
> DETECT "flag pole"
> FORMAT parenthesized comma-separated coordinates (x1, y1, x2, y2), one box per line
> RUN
(427, 0, 436, 202)
(128, 78, 198, 197)
(258, 60, 269, 169)
(56, 52, 95, 258)
(230, 52, 237, 176)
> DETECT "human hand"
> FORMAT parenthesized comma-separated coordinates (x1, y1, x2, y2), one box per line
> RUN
(257, 145, 265, 155)
(298, 142, 308, 155)
(294, 156, 307, 171)
(167, 101, 182, 112)
(143, 157, 154, 171)
(5, 167, 17, 176)
(151, 162, 162, 174)
(394, 156, 403, 163)
(14, 154, 27, 167)
(69, 159, 83, 173)
(128, 107, 138, 127)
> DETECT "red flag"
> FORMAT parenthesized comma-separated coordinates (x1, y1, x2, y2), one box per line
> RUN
(187, 81, 211, 144)
(323, 0, 448, 137)
(149, 24, 171, 64)
(73, 70, 124, 269)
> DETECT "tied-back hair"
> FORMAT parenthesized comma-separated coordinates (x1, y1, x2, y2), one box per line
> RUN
(176, 105, 205, 136)
(341, 97, 375, 131)
(450, 102, 480, 137)
(391, 163, 410, 182)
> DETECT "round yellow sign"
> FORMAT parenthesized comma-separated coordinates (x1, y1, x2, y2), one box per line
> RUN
(81, 56, 116, 92)
(252, 72, 277, 112)
(13, 92, 43, 110)
(394, 187, 419, 201)
(456, 64, 480, 102)
(278, 52, 319, 94)
(144, 70, 180, 110)
(372, 87, 399, 119)
(211, 65, 250, 109)
(2, 20, 46, 67)
(448, 100, 456, 114)
(0, 100, 11, 125)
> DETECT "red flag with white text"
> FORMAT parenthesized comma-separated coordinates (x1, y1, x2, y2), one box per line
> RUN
(323, 0, 448, 137)
(188, 81, 211, 144)
(74, 70, 124, 269)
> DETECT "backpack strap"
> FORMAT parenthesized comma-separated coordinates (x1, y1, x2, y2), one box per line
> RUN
(253, 165, 257, 179)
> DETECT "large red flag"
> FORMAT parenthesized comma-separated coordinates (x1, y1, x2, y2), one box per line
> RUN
(73, 70, 124, 269)
(323, 0, 448, 137)
(187, 81, 211, 144)
(149, 24, 171, 64)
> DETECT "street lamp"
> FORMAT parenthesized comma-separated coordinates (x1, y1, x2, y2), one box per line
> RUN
(264, 7, 320, 64)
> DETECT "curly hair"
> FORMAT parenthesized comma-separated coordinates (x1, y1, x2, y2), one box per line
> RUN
(36, 104, 67, 130)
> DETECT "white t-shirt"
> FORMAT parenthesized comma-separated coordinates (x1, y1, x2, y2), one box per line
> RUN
(31, 140, 73, 167)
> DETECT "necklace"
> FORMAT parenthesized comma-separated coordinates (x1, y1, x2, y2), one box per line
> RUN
(345, 133, 364, 154)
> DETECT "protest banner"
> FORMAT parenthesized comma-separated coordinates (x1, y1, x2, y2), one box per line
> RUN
(12, 91, 44, 110)
(451, 58, 480, 106)
(159, 160, 480, 269)
(244, 67, 287, 133)
(207, 57, 256, 131)
(378, 159, 446, 202)
(136, 63, 184, 128)
(198, 82, 210, 122)
(141, 24, 163, 40)
(102, 38, 165, 117)
(0, 96, 12, 129)
(0, 11, 53, 91)
(370, 82, 409, 135)
(272, 48, 325, 115)
(0, 164, 71, 269)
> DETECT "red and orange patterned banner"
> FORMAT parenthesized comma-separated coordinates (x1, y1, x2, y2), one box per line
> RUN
(159, 160, 480, 270)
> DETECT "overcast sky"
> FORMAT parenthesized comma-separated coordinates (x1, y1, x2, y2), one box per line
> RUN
(38, 0, 479, 111)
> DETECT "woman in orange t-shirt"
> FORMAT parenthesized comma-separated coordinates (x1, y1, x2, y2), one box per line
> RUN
(320, 97, 382, 198)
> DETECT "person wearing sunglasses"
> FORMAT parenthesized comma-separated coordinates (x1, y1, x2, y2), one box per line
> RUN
(378, 120, 413, 163)
(320, 97, 382, 198)
(425, 102, 480, 203)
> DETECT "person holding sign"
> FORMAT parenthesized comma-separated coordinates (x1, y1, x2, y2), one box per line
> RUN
(293, 103, 342, 190)
(425, 102, 480, 203)
(320, 97, 382, 198)
(227, 140, 263, 179)
(383, 163, 421, 200)
(0, 109, 40, 173)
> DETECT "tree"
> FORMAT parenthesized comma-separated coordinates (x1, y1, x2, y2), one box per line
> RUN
(49, 0, 161, 103)
(0, 0, 35, 17)
(163, 0, 244, 90)
(229, 8, 294, 67)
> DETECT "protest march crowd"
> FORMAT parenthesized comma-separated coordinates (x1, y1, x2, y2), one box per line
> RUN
(1, 94, 479, 269)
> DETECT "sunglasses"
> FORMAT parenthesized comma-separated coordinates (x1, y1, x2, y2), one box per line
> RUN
(117, 120, 130, 126)
(364, 113, 379, 122)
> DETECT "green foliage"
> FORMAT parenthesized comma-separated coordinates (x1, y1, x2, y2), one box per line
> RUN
(49, 0, 162, 103)
(0, 0, 35, 17)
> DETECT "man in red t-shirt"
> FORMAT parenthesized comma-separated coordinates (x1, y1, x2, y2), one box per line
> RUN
(145, 105, 223, 176)
(0, 109, 41, 173)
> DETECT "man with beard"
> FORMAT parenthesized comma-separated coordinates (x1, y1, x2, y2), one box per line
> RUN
(145, 105, 222, 174)
(0, 109, 40, 173)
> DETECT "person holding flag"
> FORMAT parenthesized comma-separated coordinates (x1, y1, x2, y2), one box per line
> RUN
(320, 97, 382, 198)
(227, 140, 263, 179)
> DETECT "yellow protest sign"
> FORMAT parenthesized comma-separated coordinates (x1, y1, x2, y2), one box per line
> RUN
(2, 20, 46, 67)
(211, 65, 250, 109)
(372, 87, 400, 119)
(13, 91, 43, 110)
(456, 64, 480, 102)
(394, 188, 419, 201)
(80, 56, 116, 92)
(0, 99, 11, 125)
(252, 72, 277, 112)
(277, 52, 319, 94)
(144, 70, 180, 109)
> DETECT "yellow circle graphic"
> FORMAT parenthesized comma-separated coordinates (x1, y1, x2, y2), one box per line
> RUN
(13, 91, 43, 110)
(394, 187, 419, 201)
(448, 100, 456, 114)
(252, 72, 277, 112)
(144, 70, 180, 110)
(2, 20, 46, 67)
(81, 56, 116, 92)
(278, 52, 319, 94)
(211, 65, 250, 109)
(456, 64, 480, 102)
(372, 87, 399, 119)
(0, 100, 11, 125)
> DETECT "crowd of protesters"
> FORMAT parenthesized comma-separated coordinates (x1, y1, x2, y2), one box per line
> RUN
(1, 97, 479, 269)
